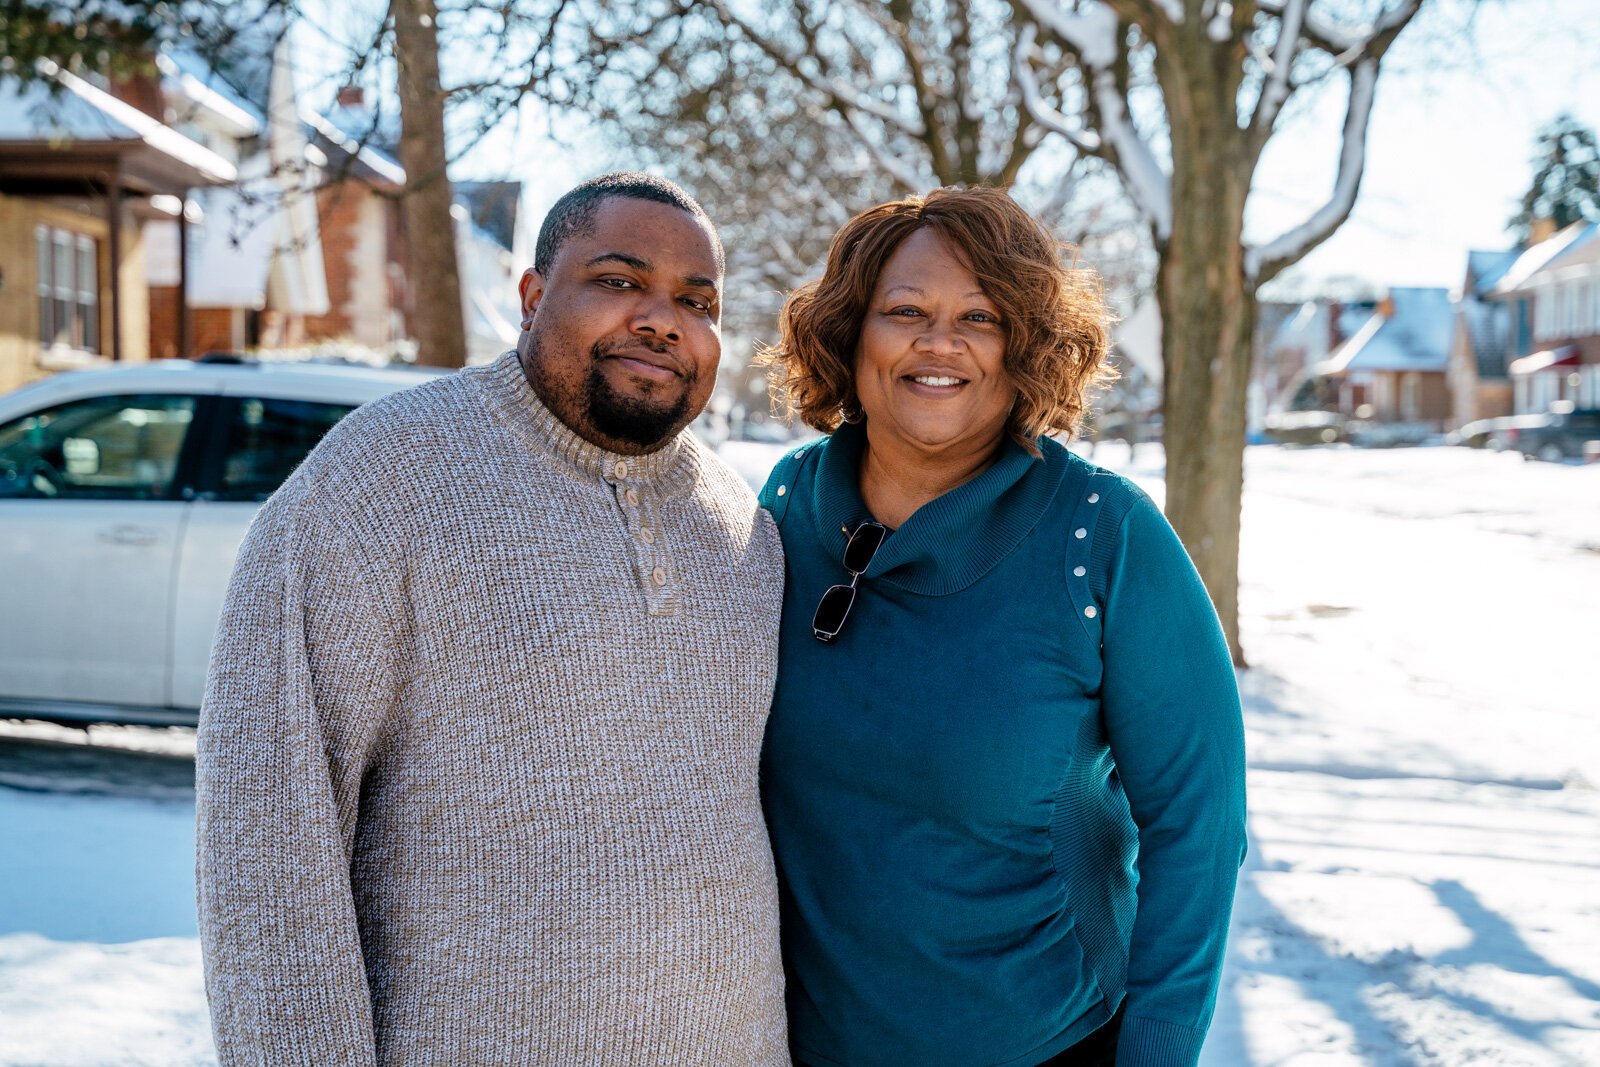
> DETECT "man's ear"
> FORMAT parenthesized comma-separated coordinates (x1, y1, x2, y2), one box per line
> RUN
(518, 268, 545, 328)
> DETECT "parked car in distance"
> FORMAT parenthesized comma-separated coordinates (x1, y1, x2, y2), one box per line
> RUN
(0, 356, 443, 728)
(1262, 410, 1348, 445)
(1507, 406, 1600, 462)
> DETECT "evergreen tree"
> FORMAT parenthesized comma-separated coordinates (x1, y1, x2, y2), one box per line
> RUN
(1510, 113, 1600, 241)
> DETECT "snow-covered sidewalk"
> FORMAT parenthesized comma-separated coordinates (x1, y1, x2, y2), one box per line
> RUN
(1, 443, 1596, 1065)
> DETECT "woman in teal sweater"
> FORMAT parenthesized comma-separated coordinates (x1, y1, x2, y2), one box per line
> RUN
(756, 187, 1247, 1067)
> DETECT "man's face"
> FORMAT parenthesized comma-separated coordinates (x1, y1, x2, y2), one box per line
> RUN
(516, 198, 723, 454)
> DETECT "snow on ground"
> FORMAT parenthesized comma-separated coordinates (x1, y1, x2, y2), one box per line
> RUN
(0, 441, 1596, 1065)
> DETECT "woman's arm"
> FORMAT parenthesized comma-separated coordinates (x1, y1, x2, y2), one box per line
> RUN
(1099, 489, 1248, 1067)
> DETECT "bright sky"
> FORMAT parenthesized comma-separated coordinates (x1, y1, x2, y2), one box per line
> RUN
(292, 0, 1600, 293)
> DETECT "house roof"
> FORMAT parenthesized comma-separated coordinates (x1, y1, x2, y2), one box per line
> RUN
(1464, 248, 1520, 298)
(1489, 222, 1599, 297)
(1322, 287, 1454, 374)
(455, 181, 522, 253)
(0, 62, 236, 191)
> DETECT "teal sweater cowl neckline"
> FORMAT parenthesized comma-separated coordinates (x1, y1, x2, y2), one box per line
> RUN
(804, 420, 1066, 595)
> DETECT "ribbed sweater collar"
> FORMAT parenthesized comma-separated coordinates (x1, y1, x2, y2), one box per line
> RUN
(807, 420, 1069, 596)
(474, 350, 699, 495)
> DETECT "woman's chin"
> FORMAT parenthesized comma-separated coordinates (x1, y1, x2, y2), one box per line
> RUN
(868, 414, 1006, 458)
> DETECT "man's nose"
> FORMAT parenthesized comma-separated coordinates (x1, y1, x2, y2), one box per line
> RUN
(631, 291, 682, 344)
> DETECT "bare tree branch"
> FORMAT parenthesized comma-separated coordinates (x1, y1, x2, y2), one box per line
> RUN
(1246, 57, 1378, 282)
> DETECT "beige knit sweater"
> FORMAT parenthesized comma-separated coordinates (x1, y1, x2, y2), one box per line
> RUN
(196, 352, 790, 1065)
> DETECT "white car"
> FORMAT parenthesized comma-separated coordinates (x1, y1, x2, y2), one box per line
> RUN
(0, 357, 443, 727)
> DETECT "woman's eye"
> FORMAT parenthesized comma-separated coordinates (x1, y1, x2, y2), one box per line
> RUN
(967, 311, 1000, 324)
(887, 307, 923, 318)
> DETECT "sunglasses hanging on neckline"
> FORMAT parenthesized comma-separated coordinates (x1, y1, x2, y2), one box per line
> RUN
(812, 520, 889, 643)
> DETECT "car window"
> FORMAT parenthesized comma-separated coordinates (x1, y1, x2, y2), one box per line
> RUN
(0, 394, 196, 500)
(215, 396, 356, 502)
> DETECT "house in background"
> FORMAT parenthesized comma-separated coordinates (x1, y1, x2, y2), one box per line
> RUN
(1251, 286, 1377, 431)
(1485, 220, 1600, 414)
(1307, 287, 1455, 427)
(0, 62, 235, 395)
(2, 47, 526, 393)
(1446, 248, 1520, 429)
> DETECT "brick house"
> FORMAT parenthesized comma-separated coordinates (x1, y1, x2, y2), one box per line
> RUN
(1312, 288, 1455, 426)
(1485, 220, 1600, 414)
(1445, 248, 1520, 429)
(0, 63, 234, 395)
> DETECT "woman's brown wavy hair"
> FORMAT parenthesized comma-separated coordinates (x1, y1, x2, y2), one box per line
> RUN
(759, 185, 1115, 454)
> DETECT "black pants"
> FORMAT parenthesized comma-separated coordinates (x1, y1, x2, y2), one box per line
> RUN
(1034, 1003, 1125, 1067)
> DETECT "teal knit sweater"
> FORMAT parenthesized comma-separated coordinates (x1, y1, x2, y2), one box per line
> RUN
(757, 423, 1247, 1067)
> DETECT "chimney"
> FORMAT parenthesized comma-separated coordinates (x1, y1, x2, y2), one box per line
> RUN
(1529, 216, 1557, 246)
(336, 85, 366, 108)
(1377, 294, 1396, 319)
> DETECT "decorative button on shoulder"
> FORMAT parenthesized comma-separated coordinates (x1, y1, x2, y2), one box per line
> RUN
(1074, 565, 1086, 577)
(776, 485, 787, 497)
(1088, 492, 1100, 504)
(1084, 605, 1098, 618)
(1074, 527, 1087, 539)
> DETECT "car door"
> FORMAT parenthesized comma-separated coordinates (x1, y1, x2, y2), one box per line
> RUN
(169, 395, 358, 708)
(0, 392, 201, 709)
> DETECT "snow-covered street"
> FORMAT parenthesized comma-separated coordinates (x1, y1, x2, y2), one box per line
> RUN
(1, 443, 1597, 1066)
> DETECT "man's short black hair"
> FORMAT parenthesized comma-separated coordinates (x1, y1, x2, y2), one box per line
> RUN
(533, 172, 723, 277)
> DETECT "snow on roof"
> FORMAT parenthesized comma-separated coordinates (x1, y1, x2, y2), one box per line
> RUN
(157, 52, 262, 139)
(1322, 287, 1454, 374)
(1464, 248, 1520, 298)
(304, 108, 405, 186)
(1489, 222, 1599, 297)
(0, 62, 237, 186)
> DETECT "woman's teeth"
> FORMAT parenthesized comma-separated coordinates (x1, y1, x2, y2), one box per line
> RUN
(909, 375, 962, 387)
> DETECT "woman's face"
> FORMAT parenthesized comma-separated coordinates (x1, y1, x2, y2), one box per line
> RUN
(854, 227, 1016, 458)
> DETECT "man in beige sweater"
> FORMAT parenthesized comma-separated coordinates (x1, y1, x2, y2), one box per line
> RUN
(196, 174, 789, 1065)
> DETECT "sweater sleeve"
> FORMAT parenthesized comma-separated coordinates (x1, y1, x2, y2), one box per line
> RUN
(1098, 490, 1247, 1067)
(195, 480, 398, 1066)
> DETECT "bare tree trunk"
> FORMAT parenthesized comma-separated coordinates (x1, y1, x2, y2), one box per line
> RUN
(392, 0, 468, 368)
(1155, 29, 1255, 667)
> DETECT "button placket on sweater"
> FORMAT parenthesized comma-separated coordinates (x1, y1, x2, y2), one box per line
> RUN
(606, 460, 681, 617)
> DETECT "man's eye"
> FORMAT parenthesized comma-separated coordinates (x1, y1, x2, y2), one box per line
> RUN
(600, 277, 635, 289)
(682, 297, 712, 313)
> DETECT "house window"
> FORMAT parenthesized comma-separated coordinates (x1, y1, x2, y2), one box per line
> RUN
(35, 226, 100, 354)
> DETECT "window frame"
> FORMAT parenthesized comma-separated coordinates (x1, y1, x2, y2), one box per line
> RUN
(34, 224, 102, 357)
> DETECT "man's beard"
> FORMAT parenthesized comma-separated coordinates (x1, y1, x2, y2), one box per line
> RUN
(523, 332, 695, 451)
(584, 342, 692, 448)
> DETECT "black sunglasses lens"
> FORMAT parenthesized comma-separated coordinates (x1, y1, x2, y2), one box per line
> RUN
(843, 522, 887, 574)
(813, 583, 856, 641)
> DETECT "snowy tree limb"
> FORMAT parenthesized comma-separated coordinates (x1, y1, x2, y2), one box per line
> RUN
(1012, 24, 1103, 156)
(1253, 0, 1305, 132)
(1258, 0, 1421, 67)
(846, 111, 927, 193)
(1018, 0, 1120, 69)
(708, 0, 926, 137)
(1245, 58, 1378, 282)
(1012, 20, 1172, 241)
